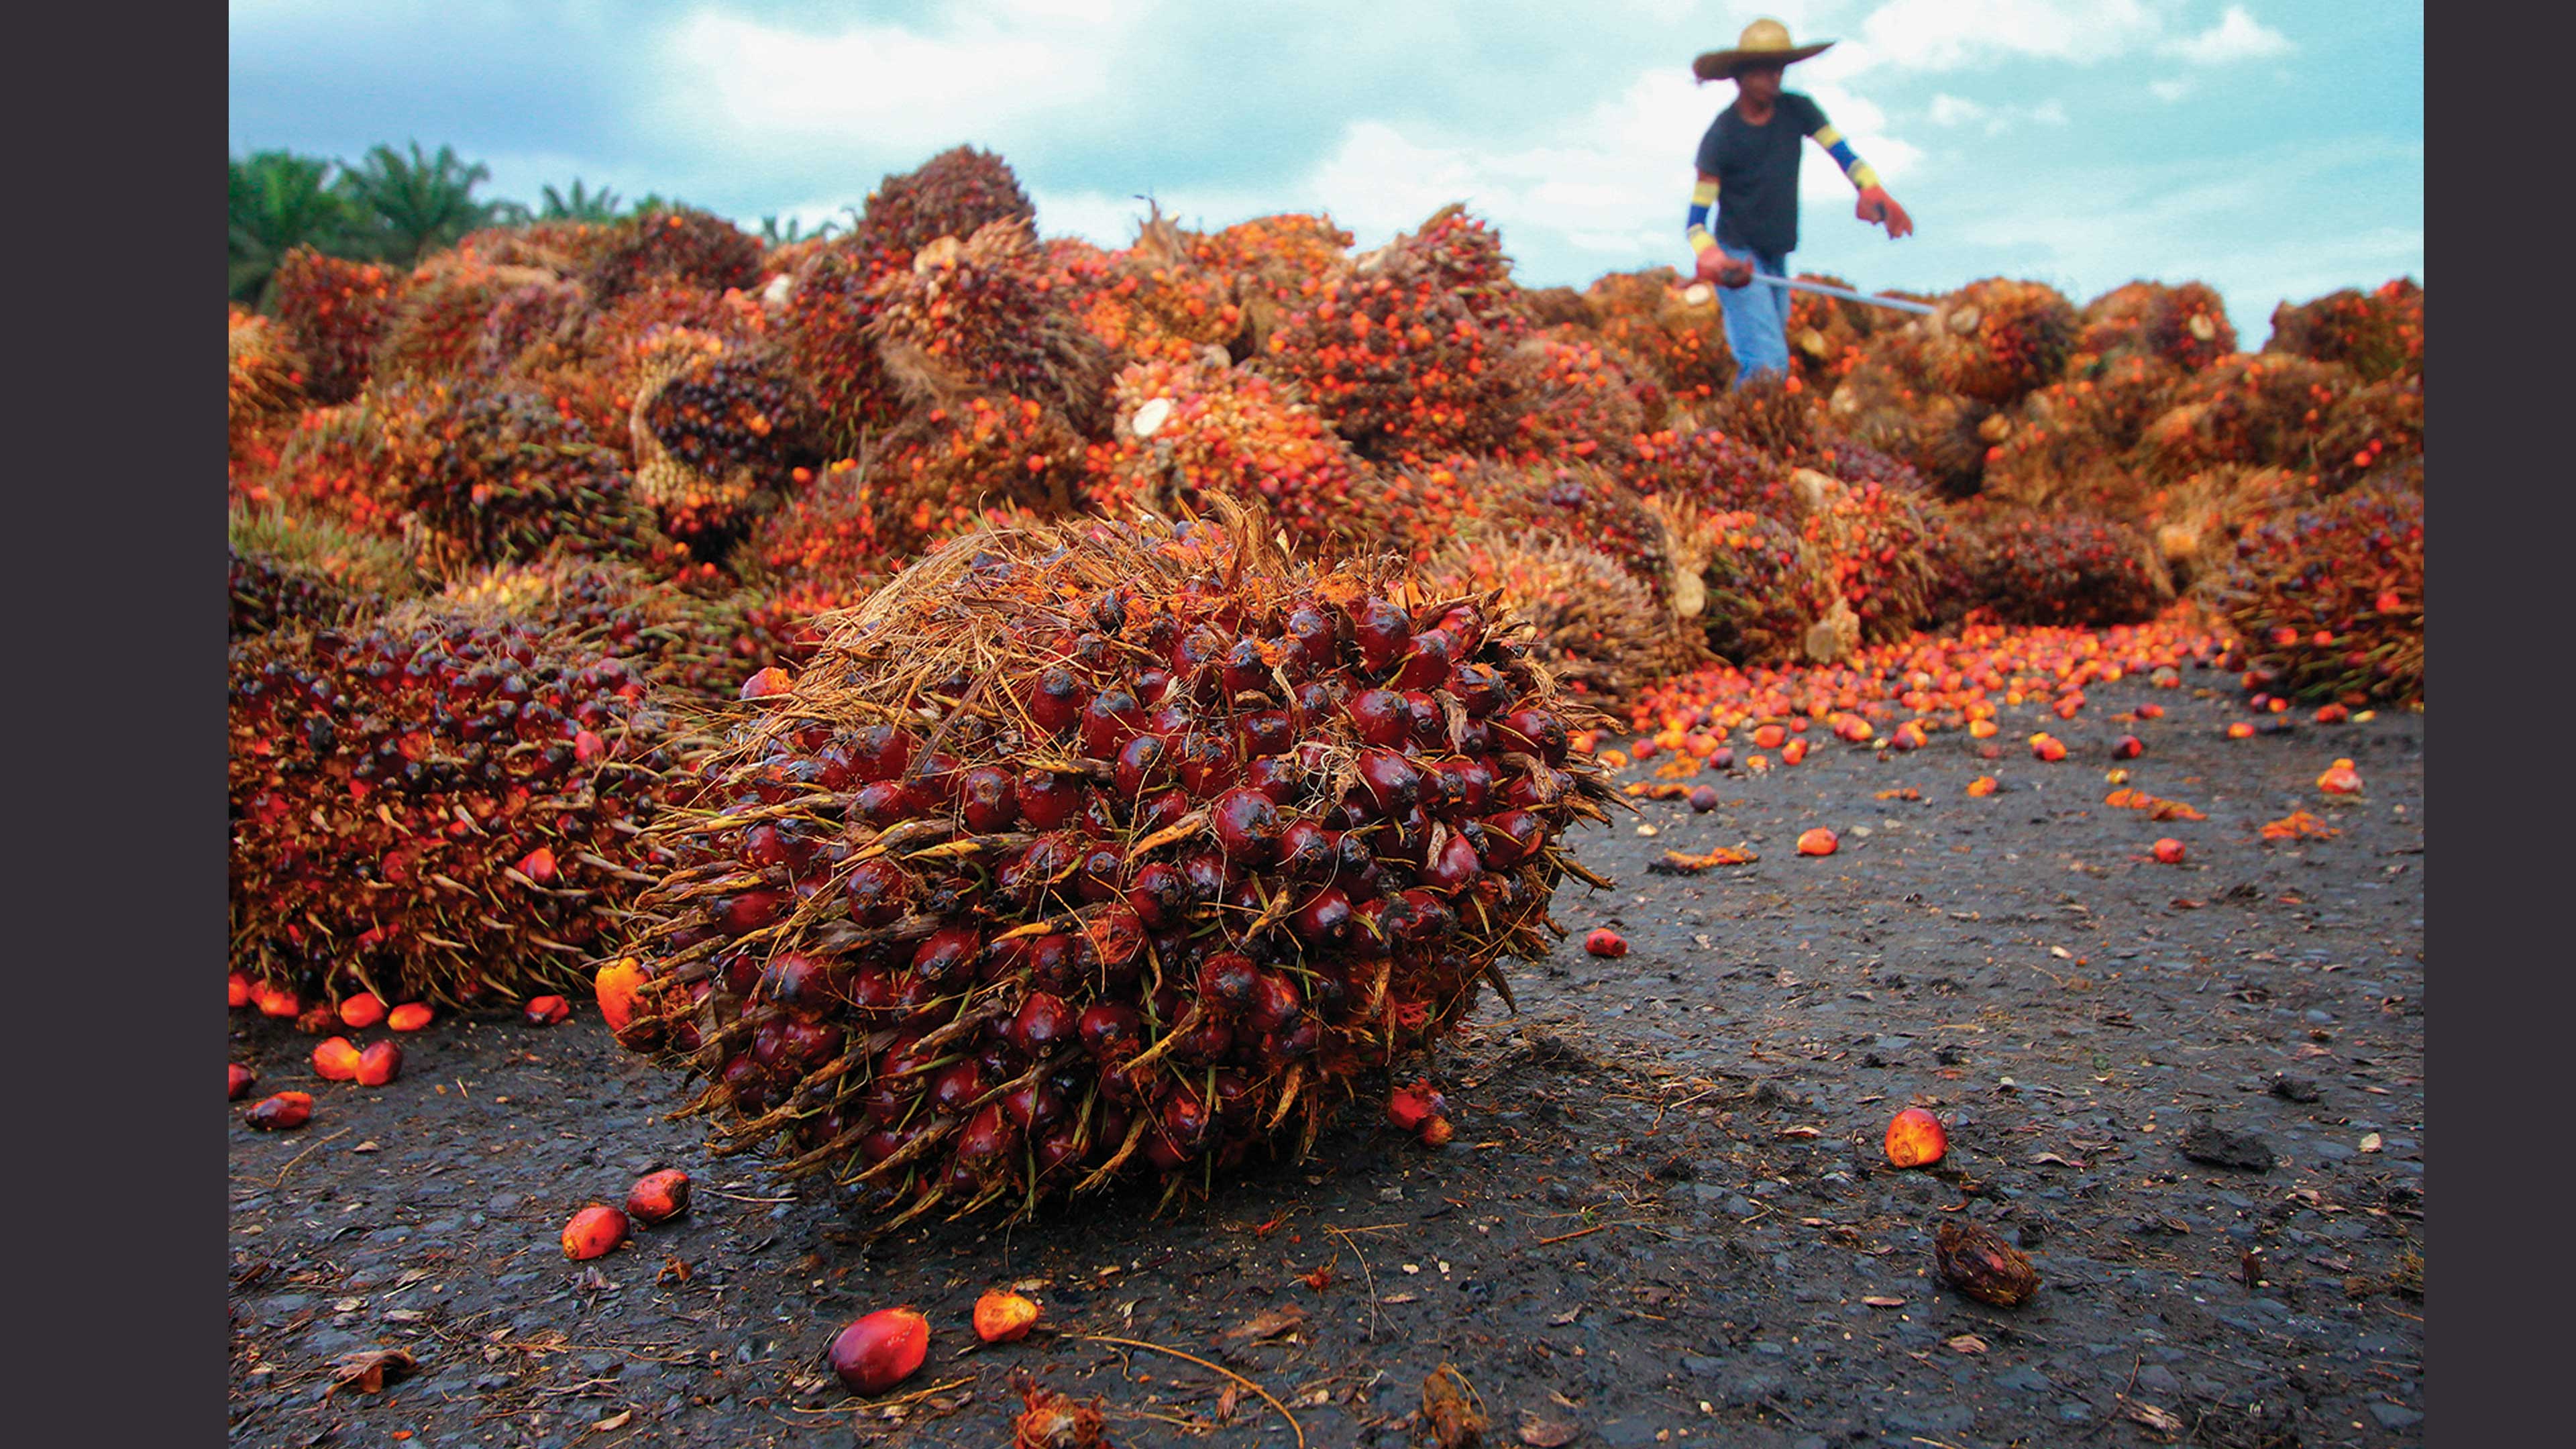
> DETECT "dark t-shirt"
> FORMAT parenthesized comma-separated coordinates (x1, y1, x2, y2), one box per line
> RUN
(1694, 91, 1826, 257)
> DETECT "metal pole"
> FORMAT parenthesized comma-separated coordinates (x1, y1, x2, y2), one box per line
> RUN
(1757, 275, 1937, 315)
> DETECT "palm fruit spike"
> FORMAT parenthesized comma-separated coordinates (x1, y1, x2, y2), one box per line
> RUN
(1081, 352, 1372, 558)
(1420, 535, 1707, 715)
(1920, 278, 2080, 407)
(227, 608, 698, 1008)
(854, 146, 1036, 272)
(2263, 278, 2422, 384)
(229, 504, 423, 639)
(2223, 481, 2422, 706)
(372, 377, 668, 578)
(1961, 512, 2171, 627)
(2143, 464, 2309, 595)
(2075, 280, 2237, 374)
(1775, 471, 1951, 647)
(1826, 327, 1997, 496)
(2310, 373, 2422, 494)
(270, 248, 404, 406)
(610, 504, 1619, 1228)
(584, 207, 763, 305)
(625, 328, 824, 561)
(1191, 213, 1356, 354)
(865, 220, 1116, 439)
(1110, 203, 1256, 361)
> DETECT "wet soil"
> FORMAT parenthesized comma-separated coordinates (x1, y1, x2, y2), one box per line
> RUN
(229, 678, 2426, 1448)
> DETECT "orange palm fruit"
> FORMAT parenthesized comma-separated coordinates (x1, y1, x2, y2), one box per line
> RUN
(2225, 721, 2255, 739)
(523, 994, 572, 1026)
(1968, 719, 1999, 739)
(2317, 759, 2362, 794)
(253, 982, 302, 1020)
(627, 1169, 692, 1225)
(356, 1040, 402, 1087)
(1584, 928, 1628, 957)
(973, 1289, 1041, 1344)
(2028, 733, 2066, 762)
(741, 665, 796, 700)
(386, 1002, 435, 1032)
(1781, 737, 1808, 765)
(1752, 723, 1786, 749)
(1966, 776, 1998, 797)
(594, 958, 649, 1033)
(246, 1091, 315, 1130)
(337, 992, 387, 1029)
(1796, 826, 1838, 856)
(228, 973, 254, 1009)
(1884, 1106, 1947, 1168)
(561, 1205, 629, 1260)
(829, 1308, 930, 1394)
(312, 1036, 362, 1081)
(229, 1063, 257, 1100)
(2112, 735, 2144, 759)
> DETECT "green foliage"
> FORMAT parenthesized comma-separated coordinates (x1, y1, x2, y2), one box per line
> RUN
(540, 179, 625, 221)
(334, 141, 514, 268)
(760, 213, 844, 244)
(229, 150, 362, 309)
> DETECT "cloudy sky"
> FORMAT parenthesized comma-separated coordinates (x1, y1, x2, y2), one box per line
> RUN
(231, 0, 2421, 339)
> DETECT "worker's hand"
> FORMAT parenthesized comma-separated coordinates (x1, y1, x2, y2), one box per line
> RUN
(1697, 252, 1756, 288)
(1857, 186, 1914, 239)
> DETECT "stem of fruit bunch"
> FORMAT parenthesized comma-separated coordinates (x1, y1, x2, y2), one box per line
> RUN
(1073, 1335, 1305, 1449)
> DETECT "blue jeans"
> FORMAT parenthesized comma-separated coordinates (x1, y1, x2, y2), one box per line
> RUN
(1714, 241, 1790, 388)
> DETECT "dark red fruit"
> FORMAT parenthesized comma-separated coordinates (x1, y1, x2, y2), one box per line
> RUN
(1212, 788, 1285, 863)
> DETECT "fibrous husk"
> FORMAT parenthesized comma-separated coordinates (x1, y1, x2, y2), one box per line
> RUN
(2222, 480, 2422, 705)
(608, 506, 1617, 1228)
(2312, 372, 2424, 493)
(1519, 286, 1597, 329)
(1961, 511, 2171, 627)
(2147, 465, 2310, 594)
(2264, 278, 2422, 383)
(1421, 535, 1707, 713)
(1980, 354, 2187, 515)
(229, 610, 698, 1006)
(1782, 273, 1872, 388)
(583, 207, 764, 305)
(437, 556, 786, 704)
(1827, 325, 1997, 495)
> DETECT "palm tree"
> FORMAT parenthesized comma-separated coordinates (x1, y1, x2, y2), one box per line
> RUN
(335, 141, 507, 268)
(539, 179, 624, 221)
(760, 213, 844, 244)
(229, 150, 360, 308)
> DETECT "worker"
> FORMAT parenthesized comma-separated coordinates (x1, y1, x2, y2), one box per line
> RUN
(1685, 17, 1913, 386)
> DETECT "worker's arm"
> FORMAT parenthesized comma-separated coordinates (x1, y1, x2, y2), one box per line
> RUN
(1684, 171, 1755, 286)
(1809, 121, 1914, 239)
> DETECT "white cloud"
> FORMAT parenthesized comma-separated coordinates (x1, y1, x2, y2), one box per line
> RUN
(1927, 93, 1988, 126)
(2149, 77, 2196, 102)
(1848, 0, 2176, 72)
(1927, 91, 2066, 134)
(2161, 6, 2294, 65)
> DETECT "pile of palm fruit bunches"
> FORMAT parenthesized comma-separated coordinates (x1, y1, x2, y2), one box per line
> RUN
(229, 144, 2424, 1220)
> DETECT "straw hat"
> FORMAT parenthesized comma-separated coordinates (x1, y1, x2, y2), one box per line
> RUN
(1693, 17, 1835, 81)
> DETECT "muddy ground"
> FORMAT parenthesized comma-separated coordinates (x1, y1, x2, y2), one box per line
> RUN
(228, 676, 2426, 1448)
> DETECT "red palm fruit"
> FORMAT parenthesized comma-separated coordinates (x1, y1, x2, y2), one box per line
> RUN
(1499, 708, 1568, 764)
(356, 1040, 402, 1087)
(561, 1203, 629, 1260)
(517, 846, 559, 885)
(1242, 753, 1301, 802)
(958, 766, 1019, 832)
(229, 1063, 257, 1101)
(1584, 928, 1627, 958)
(911, 925, 983, 985)
(1884, 1106, 1947, 1168)
(761, 954, 835, 1013)
(1348, 688, 1410, 747)
(254, 982, 302, 1019)
(1195, 951, 1260, 1013)
(1079, 688, 1144, 759)
(1157, 1083, 1214, 1156)
(843, 858, 916, 924)
(1421, 834, 1483, 891)
(1796, 827, 1839, 857)
(313, 1036, 362, 1081)
(1290, 886, 1355, 947)
(1391, 628, 1458, 690)
(1417, 1114, 1456, 1148)
(337, 992, 388, 1030)
(295, 1002, 338, 1034)
(1026, 667, 1085, 733)
(1211, 788, 1284, 862)
(246, 1091, 315, 1130)
(524, 994, 572, 1026)
(1277, 818, 1332, 875)
(1014, 769, 1085, 830)
(1356, 749, 1423, 813)
(1242, 971, 1304, 1034)
(2113, 735, 2145, 760)
(1352, 598, 1412, 675)
(1077, 1002, 1144, 1061)
(387, 1002, 435, 1031)
(229, 972, 254, 1009)
(1236, 708, 1296, 757)
(1481, 810, 1547, 867)
(627, 1168, 692, 1224)
(1112, 734, 1173, 799)
(974, 1289, 1040, 1344)
(2152, 838, 2188, 864)
(830, 1309, 930, 1394)
(1687, 785, 1721, 812)
(1125, 862, 1190, 927)
(1386, 1079, 1448, 1131)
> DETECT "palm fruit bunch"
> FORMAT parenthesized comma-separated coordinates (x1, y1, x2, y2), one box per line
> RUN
(2133, 353, 2355, 488)
(1259, 219, 1535, 466)
(746, 458, 897, 598)
(2147, 465, 2309, 593)
(374, 379, 665, 578)
(1441, 460, 1677, 600)
(2075, 280, 2236, 373)
(228, 608, 696, 1008)
(1420, 535, 1703, 713)
(229, 310, 309, 492)
(1649, 496, 1831, 667)
(2312, 373, 2424, 494)
(1104, 207, 1255, 363)
(450, 219, 621, 277)
(1585, 268, 1735, 400)
(2222, 481, 2423, 705)
(777, 237, 904, 454)
(1377, 205, 1529, 343)
(1961, 512, 2168, 627)
(875, 393, 1089, 545)
(853, 146, 1037, 271)
(439, 557, 783, 704)
(1784, 472, 1951, 646)
(1520, 286, 1597, 330)
(270, 247, 405, 405)
(1920, 278, 2080, 408)
(262, 400, 407, 535)
(229, 504, 422, 639)
(1191, 213, 1357, 354)
(866, 221, 1116, 438)
(584, 207, 764, 305)
(372, 258, 567, 382)
(625, 328, 823, 559)
(1503, 332, 1648, 466)
(1782, 273, 1873, 387)
(1619, 425, 1786, 515)
(2263, 278, 2422, 384)
(474, 274, 588, 376)
(1979, 354, 2186, 513)
(1828, 326, 1997, 496)
(1081, 354, 1373, 556)
(605, 508, 1616, 1227)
